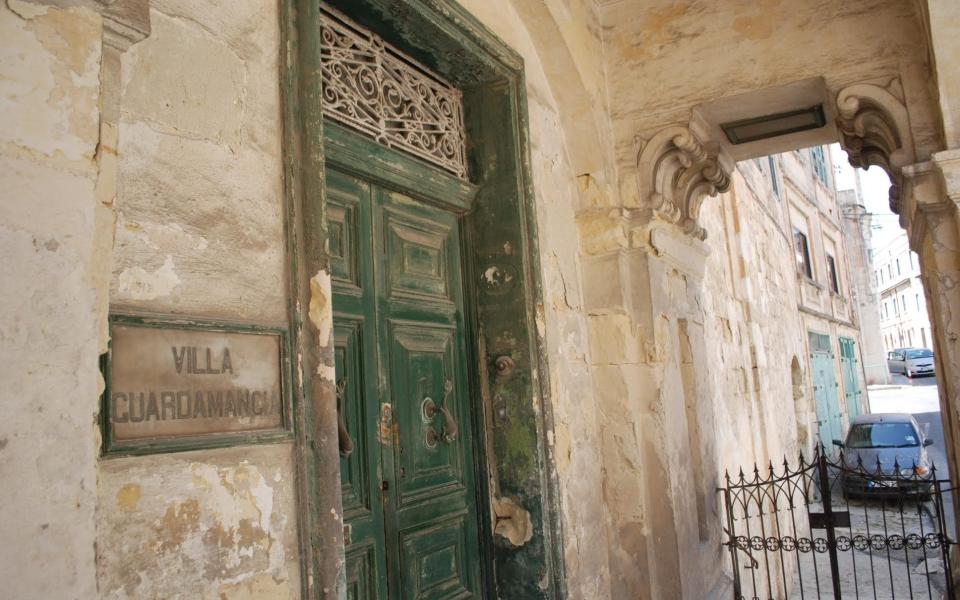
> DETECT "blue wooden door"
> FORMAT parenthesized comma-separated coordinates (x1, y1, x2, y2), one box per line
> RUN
(810, 333, 843, 448)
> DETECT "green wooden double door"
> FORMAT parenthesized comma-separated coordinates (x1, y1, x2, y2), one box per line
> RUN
(327, 167, 482, 600)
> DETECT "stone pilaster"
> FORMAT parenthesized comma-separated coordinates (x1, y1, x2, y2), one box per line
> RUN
(902, 153, 960, 543)
(93, 0, 151, 352)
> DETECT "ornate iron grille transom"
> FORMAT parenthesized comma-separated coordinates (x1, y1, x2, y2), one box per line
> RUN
(319, 5, 468, 179)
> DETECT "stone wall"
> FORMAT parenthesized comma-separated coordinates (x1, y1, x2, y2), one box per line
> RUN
(0, 4, 104, 598)
(454, 1, 614, 597)
(1, 1, 951, 598)
(96, 1, 301, 597)
(574, 144, 870, 597)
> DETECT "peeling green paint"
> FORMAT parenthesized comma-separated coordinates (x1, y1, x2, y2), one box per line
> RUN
(282, 1, 566, 598)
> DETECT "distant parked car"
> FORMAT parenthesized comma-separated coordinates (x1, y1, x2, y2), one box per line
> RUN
(833, 413, 934, 498)
(886, 347, 935, 378)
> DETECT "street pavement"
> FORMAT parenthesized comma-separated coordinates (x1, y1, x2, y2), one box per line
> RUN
(788, 373, 954, 598)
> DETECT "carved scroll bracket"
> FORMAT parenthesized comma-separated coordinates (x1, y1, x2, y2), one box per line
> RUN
(835, 79, 915, 214)
(636, 125, 733, 241)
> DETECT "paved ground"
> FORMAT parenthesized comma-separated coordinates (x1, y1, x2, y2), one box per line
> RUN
(787, 374, 955, 598)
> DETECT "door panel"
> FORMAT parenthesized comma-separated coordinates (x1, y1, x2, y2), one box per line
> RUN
(399, 512, 474, 600)
(346, 544, 380, 600)
(387, 323, 465, 506)
(812, 351, 843, 447)
(336, 319, 372, 519)
(839, 338, 861, 420)
(329, 167, 481, 600)
(375, 188, 480, 599)
(329, 168, 389, 600)
(383, 206, 454, 304)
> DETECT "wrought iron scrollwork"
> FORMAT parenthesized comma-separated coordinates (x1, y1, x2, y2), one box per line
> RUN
(318, 5, 468, 179)
(719, 447, 956, 599)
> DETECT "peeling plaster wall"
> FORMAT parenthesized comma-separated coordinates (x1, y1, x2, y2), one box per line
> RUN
(692, 173, 812, 598)
(927, 0, 960, 147)
(598, 0, 942, 193)
(97, 446, 300, 599)
(0, 3, 104, 598)
(576, 150, 870, 597)
(99, 0, 299, 597)
(437, 1, 614, 597)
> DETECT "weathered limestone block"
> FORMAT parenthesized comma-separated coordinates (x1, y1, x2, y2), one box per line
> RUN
(576, 208, 630, 256)
(587, 313, 644, 366)
(98, 0, 297, 597)
(112, 2, 285, 323)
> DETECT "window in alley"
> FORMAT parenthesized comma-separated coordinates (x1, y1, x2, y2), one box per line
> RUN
(795, 230, 813, 279)
(896, 258, 901, 275)
(808, 331, 831, 353)
(826, 254, 840, 293)
(811, 146, 829, 186)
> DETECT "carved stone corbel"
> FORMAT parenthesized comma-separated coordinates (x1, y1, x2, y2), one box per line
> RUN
(636, 125, 732, 240)
(835, 80, 914, 214)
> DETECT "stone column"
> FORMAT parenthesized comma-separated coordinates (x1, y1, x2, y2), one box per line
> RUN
(578, 217, 684, 600)
(904, 152, 960, 547)
(577, 123, 733, 599)
(0, 1, 147, 596)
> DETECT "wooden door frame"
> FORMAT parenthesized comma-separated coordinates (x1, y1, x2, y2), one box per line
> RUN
(280, 1, 566, 598)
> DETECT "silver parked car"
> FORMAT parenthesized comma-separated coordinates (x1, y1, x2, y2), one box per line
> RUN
(833, 413, 934, 498)
(886, 347, 935, 378)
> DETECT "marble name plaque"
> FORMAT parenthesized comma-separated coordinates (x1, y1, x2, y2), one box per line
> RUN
(107, 322, 285, 443)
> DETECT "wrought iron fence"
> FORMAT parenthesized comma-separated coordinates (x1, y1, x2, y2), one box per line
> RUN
(719, 448, 955, 599)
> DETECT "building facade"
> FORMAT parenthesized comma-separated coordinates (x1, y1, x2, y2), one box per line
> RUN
(876, 233, 935, 352)
(779, 147, 869, 448)
(837, 172, 891, 385)
(4, 1, 960, 599)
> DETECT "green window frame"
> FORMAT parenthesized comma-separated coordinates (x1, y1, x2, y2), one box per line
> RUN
(811, 146, 829, 186)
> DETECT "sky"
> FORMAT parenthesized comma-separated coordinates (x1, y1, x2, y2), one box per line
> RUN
(830, 143, 905, 250)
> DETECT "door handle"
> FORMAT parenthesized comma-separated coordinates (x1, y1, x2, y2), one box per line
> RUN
(423, 380, 458, 443)
(337, 377, 354, 457)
